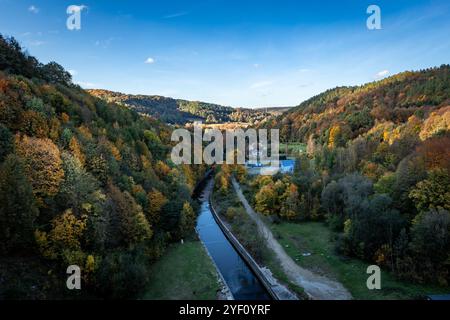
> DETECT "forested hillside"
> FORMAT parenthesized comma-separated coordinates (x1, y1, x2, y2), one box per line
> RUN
(265, 65, 450, 144)
(0, 34, 206, 299)
(88, 89, 271, 125)
(255, 66, 450, 286)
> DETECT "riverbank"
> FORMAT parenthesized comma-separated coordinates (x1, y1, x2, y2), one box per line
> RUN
(142, 241, 221, 300)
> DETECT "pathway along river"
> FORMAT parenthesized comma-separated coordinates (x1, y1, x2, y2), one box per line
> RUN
(195, 179, 270, 300)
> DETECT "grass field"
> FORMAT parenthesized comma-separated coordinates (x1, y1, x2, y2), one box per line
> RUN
(143, 241, 220, 300)
(270, 221, 448, 300)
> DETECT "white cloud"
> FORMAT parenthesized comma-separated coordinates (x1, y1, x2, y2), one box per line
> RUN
(375, 70, 390, 78)
(163, 11, 189, 19)
(145, 57, 155, 64)
(68, 70, 78, 76)
(253, 63, 260, 68)
(76, 81, 98, 89)
(28, 5, 39, 14)
(250, 81, 273, 89)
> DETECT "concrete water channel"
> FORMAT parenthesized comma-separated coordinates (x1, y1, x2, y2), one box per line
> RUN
(195, 179, 271, 300)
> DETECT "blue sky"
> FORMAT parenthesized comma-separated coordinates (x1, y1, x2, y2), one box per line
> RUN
(1, 0, 449, 108)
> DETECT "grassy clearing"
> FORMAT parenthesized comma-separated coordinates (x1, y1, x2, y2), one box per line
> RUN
(143, 241, 220, 300)
(270, 221, 448, 300)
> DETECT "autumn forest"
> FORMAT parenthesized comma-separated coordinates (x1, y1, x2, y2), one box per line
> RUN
(1, 29, 449, 301)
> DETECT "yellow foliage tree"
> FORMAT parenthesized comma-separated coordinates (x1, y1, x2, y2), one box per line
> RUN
(179, 202, 196, 237)
(155, 160, 171, 177)
(147, 189, 168, 224)
(50, 209, 87, 250)
(61, 112, 70, 123)
(328, 124, 342, 148)
(255, 183, 278, 215)
(35, 209, 87, 261)
(15, 134, 64, 205)
(182, 164, 196, 191)
(69, 136, 86, 166)
(280, 184, 300, 220)
(48, 117, 61, 140)
(215, 171, 230, 194)
(234, 165, 247, 183)
(78, 125, 92, 140)
(110, 143, 122, 161)
(109, 184, 153, 245)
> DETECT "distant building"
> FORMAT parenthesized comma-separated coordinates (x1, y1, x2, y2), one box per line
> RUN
(245, 159, 296, 175)
(280, 160, 295, 174)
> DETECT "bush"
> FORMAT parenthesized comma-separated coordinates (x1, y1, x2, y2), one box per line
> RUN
(96, 249, 149, 299)
(409, 209, 450, 285)
(225, 207, 239, 221)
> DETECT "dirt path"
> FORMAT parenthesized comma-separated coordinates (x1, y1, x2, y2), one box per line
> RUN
(232, 178, 352, 300)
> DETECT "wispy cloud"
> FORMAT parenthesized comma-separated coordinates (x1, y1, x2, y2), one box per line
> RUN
(68, 70, 78, 76)
(250, 81, 273, 89)
(28, 40, 45, 46)
(95, 37, 115, 49)
(28, 5, 39, 14)
(163, 11, 189, 19)
(76, 81, 98, 89)
(145, 57, 155, 64)
(375, 70, 390, 79)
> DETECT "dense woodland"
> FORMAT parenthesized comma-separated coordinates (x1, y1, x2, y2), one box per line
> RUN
(265, 65, 450, 144)
(88, 89, 272, 125)
(245, 66, 450, 286)
(0, 34, 206, 299)
(1, 31, 449, 299)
